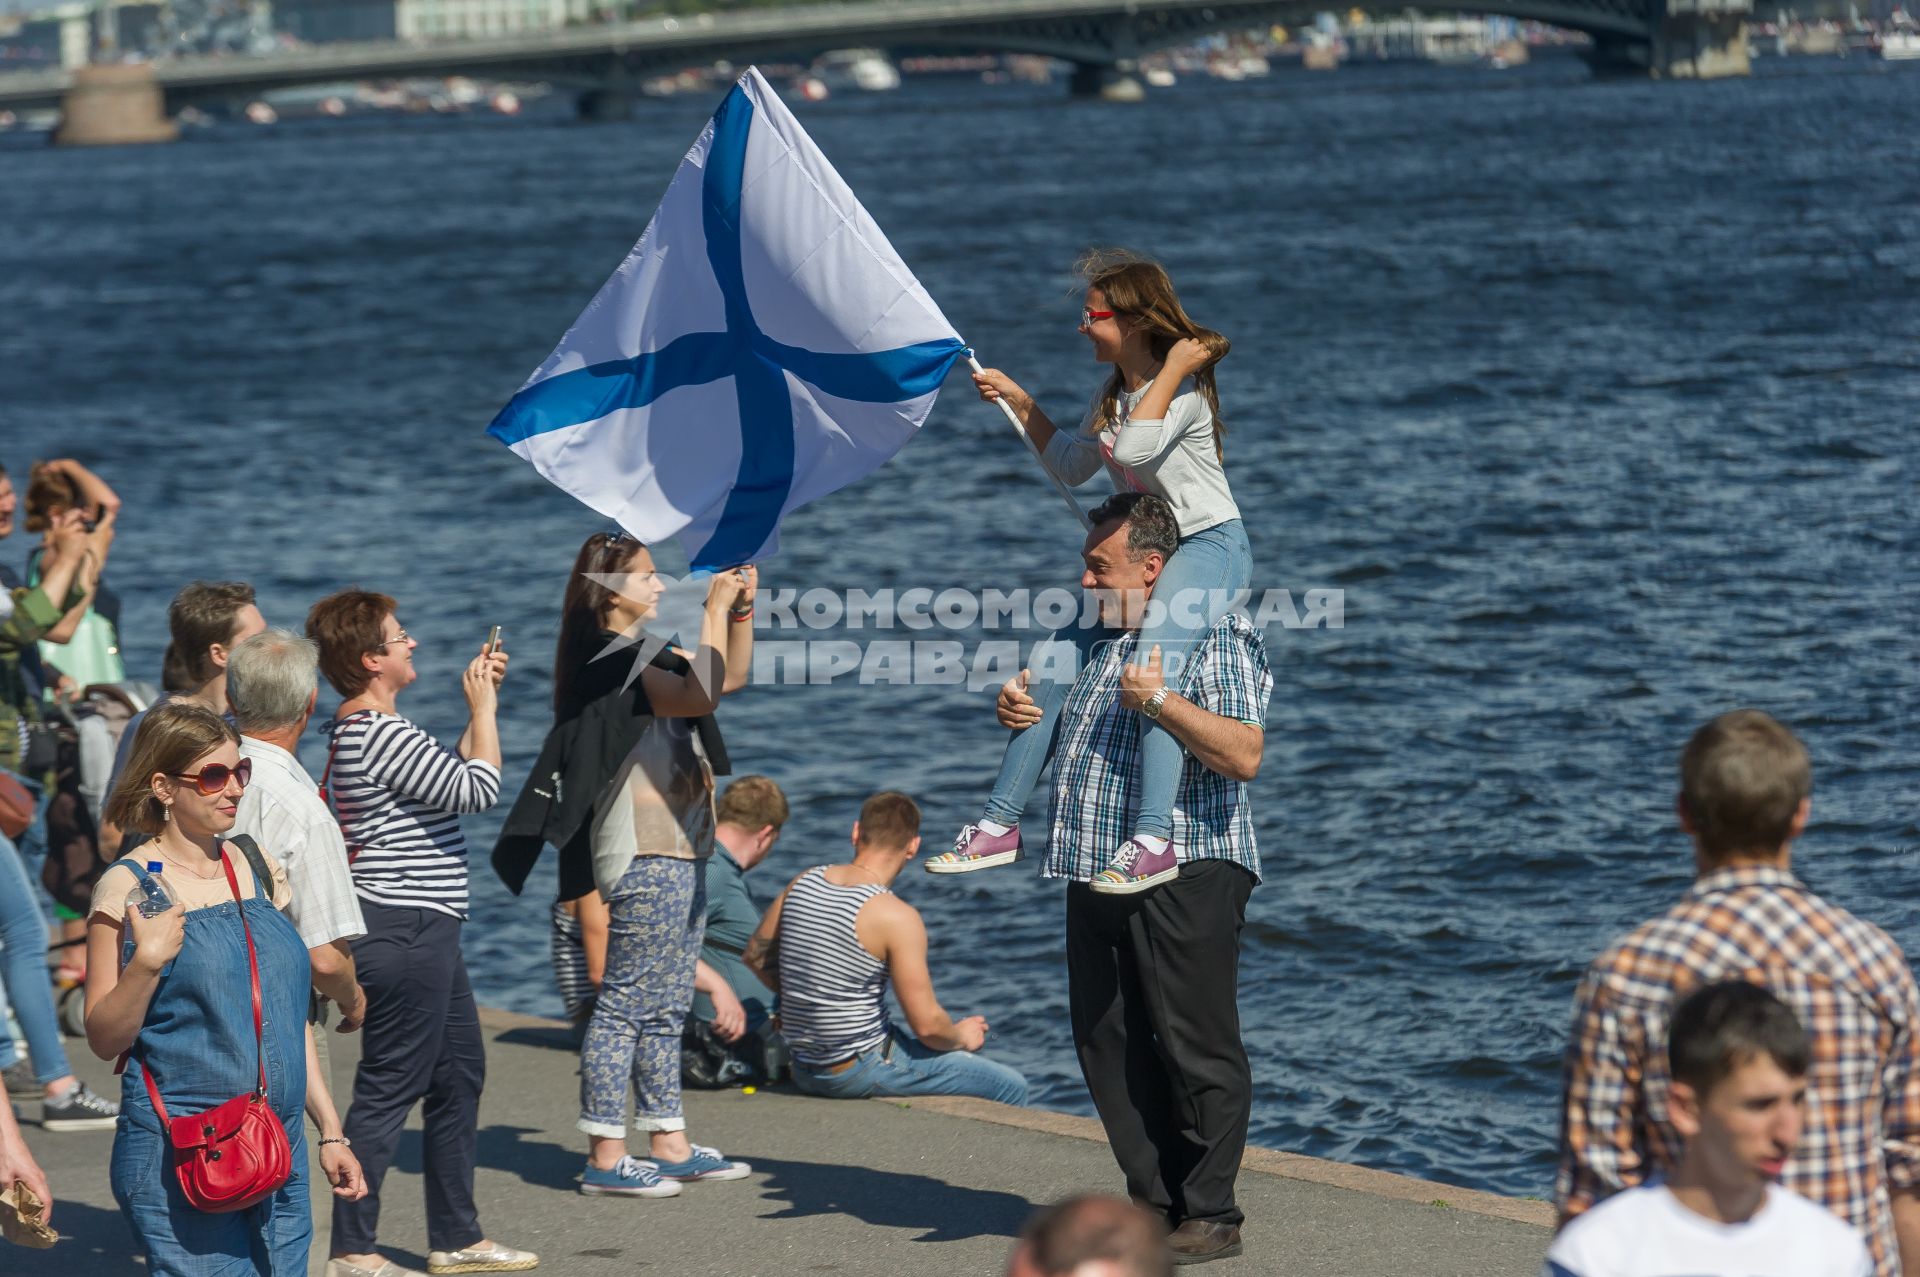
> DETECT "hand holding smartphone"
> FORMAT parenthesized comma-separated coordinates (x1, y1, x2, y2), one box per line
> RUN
(480, 626, 508, 689)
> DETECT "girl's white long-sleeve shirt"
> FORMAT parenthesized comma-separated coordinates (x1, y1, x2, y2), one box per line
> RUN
(1040, 380, 1241, 538)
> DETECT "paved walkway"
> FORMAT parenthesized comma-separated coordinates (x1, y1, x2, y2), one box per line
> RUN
(11, 1008, 1550, 1275)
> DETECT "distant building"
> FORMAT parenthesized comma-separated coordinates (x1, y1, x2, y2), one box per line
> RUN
(0, 2, 88, 69)
(0, 0, 167, 68)
(271, 0, 603, 43)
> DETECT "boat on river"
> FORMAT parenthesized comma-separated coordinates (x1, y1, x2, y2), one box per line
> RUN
(1880, 29, 1920, 58)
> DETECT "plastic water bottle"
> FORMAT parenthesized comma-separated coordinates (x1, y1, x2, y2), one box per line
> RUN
(124, 861, 174, 919)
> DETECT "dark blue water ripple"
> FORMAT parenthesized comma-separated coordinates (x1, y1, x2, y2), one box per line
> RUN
(2, 56, 1915, 1199)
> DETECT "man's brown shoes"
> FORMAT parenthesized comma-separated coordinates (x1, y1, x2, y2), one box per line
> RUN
(1167, 1219, 1243, 1265)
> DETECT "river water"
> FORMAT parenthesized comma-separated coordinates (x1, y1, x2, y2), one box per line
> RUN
(2, 55, 1915, 1199)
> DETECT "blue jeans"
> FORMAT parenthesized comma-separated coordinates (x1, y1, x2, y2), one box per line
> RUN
(984, 518, 1255, 840)
(792, 1030, 1029, 1107)
(579, 857, 706, 1138)
(0, 824, 70, 1086)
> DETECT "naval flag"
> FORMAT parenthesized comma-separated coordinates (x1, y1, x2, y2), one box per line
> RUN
(487, 67, 968, 570)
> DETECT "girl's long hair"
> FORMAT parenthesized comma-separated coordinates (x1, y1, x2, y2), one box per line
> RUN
(553, 532, 642, 712)
(1080, 250, 1230, 460)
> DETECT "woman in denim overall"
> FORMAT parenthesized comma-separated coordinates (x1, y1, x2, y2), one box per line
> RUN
(85, 701, 362, 1275)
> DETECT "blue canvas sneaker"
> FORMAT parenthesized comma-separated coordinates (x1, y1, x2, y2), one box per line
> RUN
(581, 1155, 683, 1198)
(651, 1148, 751, 1182)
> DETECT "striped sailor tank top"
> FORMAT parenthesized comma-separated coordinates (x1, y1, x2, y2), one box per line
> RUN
(775, 867, 892, 1068)
(550, 900, 596, 1021)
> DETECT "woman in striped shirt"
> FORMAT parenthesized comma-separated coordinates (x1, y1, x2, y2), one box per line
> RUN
(306, 590, 536, 1277)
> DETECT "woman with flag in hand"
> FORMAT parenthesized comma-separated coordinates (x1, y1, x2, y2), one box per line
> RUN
(931, 250, 1252, 896)
(496, 534, 756, 1202)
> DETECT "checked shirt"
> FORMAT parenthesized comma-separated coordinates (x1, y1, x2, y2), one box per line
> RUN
(1556, 864, 1920, 1277)
(1042, 612, 1272, 884)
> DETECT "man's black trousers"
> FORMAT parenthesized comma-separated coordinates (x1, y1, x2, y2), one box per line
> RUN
(1066, 859, 1255, 1228)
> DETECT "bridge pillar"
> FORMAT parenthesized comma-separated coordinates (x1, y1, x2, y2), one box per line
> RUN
(53, 63, 178, 147)
(1648, 1, 1750, 78)
(1069, 62, 1145, 102)
(1587, 0, 1749, 77)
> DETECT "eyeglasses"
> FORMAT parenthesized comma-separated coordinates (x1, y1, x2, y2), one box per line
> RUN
(369, 629, 410, 651)
(170, 758, 252, 796)
(1081, 308, 1116, 327)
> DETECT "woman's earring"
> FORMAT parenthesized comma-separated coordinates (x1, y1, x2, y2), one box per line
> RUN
(162, 804, 172, 823)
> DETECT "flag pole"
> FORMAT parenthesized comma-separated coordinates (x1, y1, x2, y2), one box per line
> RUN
(966, 353, 1092, 531)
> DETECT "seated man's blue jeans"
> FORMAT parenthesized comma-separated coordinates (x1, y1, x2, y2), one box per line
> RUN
(791, 1030, 1029, 1107)
(0, 825, 70, 1085)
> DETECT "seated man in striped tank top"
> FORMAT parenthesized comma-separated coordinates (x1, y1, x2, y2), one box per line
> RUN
(744, 792, 1028, 1106)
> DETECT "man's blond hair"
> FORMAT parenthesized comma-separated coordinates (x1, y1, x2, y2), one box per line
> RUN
(716, 775, 789, 831)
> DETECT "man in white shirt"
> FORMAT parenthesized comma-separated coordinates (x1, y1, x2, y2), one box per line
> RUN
(229, 628, 368, 1277)
(1545, 981, 1872, 1277)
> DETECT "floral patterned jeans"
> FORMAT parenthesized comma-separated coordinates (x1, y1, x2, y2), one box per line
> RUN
(577, 856, 707, 1137)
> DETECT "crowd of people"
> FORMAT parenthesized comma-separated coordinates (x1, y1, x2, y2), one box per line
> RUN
(0, 248, 1907, 1277)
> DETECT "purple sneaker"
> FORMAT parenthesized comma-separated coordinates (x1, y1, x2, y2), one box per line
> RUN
(926, 822, 1023, 874)
(1088, 838, 1180, 895)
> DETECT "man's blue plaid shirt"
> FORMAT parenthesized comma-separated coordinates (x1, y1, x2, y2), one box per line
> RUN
(1041, 613, 1273, 884)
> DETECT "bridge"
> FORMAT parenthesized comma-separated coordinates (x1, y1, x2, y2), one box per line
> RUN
(1, 0, 1751, 143)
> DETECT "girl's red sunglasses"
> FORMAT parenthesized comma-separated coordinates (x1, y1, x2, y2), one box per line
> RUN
(170, 759, 253, 795)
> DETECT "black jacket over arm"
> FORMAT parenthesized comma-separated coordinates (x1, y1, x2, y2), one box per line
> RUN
(491, 641, 729, 901)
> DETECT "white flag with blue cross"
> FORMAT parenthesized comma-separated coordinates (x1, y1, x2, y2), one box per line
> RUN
(487, 66, 968, 571)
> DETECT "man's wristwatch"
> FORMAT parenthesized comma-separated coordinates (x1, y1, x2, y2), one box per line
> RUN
(1141, 688, 1170, 720)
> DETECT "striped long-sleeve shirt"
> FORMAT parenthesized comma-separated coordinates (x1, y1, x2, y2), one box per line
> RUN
(1555, 865, 1920, 1277)
(323, 711, 500, 919)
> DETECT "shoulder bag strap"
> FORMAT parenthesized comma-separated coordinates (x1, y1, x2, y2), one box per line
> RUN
(319, 711, 373, 862)
(224, 834, 274, 904)
(221, 849, 270, 1099)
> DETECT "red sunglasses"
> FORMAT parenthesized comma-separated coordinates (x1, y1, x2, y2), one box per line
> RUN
(1081, 308, 1115, 326)
(170, 758, 252, 795)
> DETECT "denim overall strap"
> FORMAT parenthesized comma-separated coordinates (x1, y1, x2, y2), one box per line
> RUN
(138, 851, 268, 1123)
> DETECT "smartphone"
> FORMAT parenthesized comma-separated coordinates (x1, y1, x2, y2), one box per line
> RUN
(485, 625, 502, 656)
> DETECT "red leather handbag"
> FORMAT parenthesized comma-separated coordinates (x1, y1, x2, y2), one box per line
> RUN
(138, 851, 292, 1213)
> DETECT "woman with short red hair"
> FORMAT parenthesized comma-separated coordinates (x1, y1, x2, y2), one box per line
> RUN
(305, 590, 532, 1277)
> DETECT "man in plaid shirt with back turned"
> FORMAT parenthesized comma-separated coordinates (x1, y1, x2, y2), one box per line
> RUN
(1557, 709, 1920, 1277)
(983, 492, 1272, 1265)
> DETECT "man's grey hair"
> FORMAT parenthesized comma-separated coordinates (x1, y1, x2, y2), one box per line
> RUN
(1087, 492, 1180, 562)
(228, 628, 320, 734)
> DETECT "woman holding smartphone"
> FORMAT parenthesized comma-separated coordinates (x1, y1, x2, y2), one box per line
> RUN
(305, 592, 533, 1277)
(497, 535, 754, 1201)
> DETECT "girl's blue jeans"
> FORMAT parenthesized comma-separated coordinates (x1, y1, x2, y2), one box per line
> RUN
(0, 804, 70, 1086)
(983, 518, 1254, 839)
